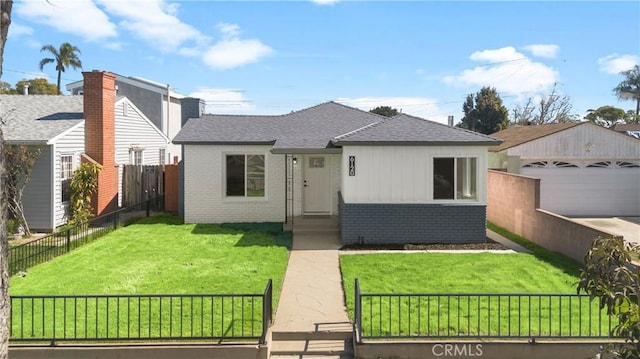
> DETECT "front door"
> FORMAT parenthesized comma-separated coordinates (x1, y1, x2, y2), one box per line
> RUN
(303, 155, 331, 214)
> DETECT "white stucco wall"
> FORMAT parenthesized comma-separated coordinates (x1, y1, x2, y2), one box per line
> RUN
(183, 145, 285, 223)
(341, 145, 489, 204)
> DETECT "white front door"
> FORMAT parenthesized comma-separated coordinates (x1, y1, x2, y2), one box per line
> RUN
(303, 155, 331, 214)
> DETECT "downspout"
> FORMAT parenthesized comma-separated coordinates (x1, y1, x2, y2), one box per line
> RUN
(166, 84, 171, 164)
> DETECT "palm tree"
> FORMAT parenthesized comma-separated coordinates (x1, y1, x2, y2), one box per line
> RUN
(613, 65, 640, 122)
(39, 42, 82, 95)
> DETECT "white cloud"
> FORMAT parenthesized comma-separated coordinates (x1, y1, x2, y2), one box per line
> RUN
(7, 23, 34, 38)
(443, 46, 559, 95)
(202, 23, 273, 69)
(16, 0, 117, 41)
(189, 87, 254, 113)
(312, 0, 340, 5)
(335, 96, 448, 124)
(96, 0, 208, 53)
(598, 53, 639, 74)
(522, 44, 559, 58)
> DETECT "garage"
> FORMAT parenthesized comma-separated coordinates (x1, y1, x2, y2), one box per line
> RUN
(490, 122, 640, 217)
(521, 161, 640, 216)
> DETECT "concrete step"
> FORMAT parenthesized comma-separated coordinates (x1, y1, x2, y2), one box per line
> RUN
(272, 330, 352, 341)
(270, 339, 352, 357)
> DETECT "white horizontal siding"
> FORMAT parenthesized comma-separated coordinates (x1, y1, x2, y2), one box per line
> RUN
(51, 124, 85, 228)
(183, 144, 285, 223)
(115, 99, 170, 205)
(507, 123, 640, 159)
(114, 99, 168, 166)
(341, 145, 489, 204)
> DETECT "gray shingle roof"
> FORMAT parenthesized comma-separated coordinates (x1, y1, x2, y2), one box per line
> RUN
(0, 95, 84, 143)
(173, 102, 501, 150)
(333, 113, 501, 145)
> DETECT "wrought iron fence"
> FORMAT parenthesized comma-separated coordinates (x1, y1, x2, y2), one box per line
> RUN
(354, 279, 618, 342)
(11, 280, 273, 344)
(9, 197, 164, 276)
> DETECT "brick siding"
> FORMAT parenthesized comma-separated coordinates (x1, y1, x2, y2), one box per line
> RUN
(339, 193, 486, 245)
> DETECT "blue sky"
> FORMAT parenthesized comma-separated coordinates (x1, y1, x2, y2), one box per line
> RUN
(3, 0, 639, 124)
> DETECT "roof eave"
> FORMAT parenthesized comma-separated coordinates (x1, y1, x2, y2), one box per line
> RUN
(173, 140, 276, 146)
(334, 140, 502, 146)
(271, 148, 343, 154)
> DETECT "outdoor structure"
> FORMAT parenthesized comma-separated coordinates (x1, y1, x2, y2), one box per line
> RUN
(1, 71, 169, 231)
(612, 123, 640, 139)
(489, 122, 640, 216)
(173, 102, 501, 245)
(67, 72, 184, 163)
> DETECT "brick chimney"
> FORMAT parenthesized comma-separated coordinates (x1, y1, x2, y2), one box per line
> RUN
(83, 71, 118, 216)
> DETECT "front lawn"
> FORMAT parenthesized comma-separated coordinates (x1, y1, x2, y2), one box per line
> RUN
(339, 236, 613, 338)
(11, 213, 290, 295)
(9, 213, 291, 341)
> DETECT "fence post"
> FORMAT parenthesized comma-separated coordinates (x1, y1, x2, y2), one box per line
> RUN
(66, 229, 71, 253)
(260, 279, 273, 344)
(355, 278, 362, 343)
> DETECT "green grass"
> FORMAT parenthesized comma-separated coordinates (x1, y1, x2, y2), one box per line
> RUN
(11, 213, 290, 295)
(340, 228, 614, 338)
(9, 213, 291, 341)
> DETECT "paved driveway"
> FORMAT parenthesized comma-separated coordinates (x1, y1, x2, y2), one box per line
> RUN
(571, 217, 640, 244)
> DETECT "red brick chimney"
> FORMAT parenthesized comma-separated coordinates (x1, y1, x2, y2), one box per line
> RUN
(83, 71, 118, 216)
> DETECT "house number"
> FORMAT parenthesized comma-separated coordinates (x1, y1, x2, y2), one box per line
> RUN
(349, 156, 356, 176)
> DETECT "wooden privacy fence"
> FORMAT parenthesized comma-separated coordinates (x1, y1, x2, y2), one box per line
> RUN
(122, 165, 165, 208)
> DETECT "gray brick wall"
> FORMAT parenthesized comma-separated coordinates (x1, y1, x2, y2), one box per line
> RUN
(339, 193, 486, 245)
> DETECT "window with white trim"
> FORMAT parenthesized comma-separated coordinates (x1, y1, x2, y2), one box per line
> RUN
(131, 149, 143, 165)
(433, 157, 477, 200)
(159, 148, 166, 164)
(61, 155, 73, 203)
(226, 154, 265, 197)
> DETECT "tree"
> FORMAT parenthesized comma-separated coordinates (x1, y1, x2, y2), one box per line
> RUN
(578, 236, 640, 358)
(0, 1, 12, 357)
(4, 145, 42, 237)
(0, 81, 13, 94)
(511, 84, 578, 125)
(585, 106, 627, 128)
(69, 162, 102, 225)
(457, 86, 509, 134)
(370, 106, 399, 117)
(39, 42, 82, 95)
(15, 78, 57, 95)
(614, 65, 640, 121)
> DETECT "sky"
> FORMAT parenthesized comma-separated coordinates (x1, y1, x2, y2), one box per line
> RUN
(2, 0, 639, 125)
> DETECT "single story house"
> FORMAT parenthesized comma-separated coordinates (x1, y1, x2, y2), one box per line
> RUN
(173, 102, 501, 245)
(612, 123, 640, 139)
(489, 122, 640, 217)
(0, 71, 169, 231)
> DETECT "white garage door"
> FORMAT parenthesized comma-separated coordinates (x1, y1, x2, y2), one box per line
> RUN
(521, 162, 640, 216)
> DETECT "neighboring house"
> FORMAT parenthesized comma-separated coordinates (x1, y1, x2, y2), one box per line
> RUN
(1, 71, 169, 232)
(489, 122, 640, 217)
(67, 72, 184, 163)
(612, 123, 640, 139)
(173, 102, 501, 245)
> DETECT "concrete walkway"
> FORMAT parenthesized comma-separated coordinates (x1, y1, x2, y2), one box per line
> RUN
(271, 225, 350, 334)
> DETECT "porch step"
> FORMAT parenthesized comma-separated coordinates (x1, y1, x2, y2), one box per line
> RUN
(272, 324, 353, 341)
(270, 339, 353, 357)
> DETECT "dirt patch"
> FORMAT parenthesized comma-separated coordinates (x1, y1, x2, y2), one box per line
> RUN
(341, 238, 510, 251)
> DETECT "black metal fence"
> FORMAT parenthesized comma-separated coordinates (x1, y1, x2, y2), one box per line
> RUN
(9, 197, 164, 276)
(10, 280, 273, 344)
(354, 279, 619, 342)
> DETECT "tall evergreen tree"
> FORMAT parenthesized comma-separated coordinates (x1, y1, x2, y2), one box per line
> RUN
(458, 87, 509, 134)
